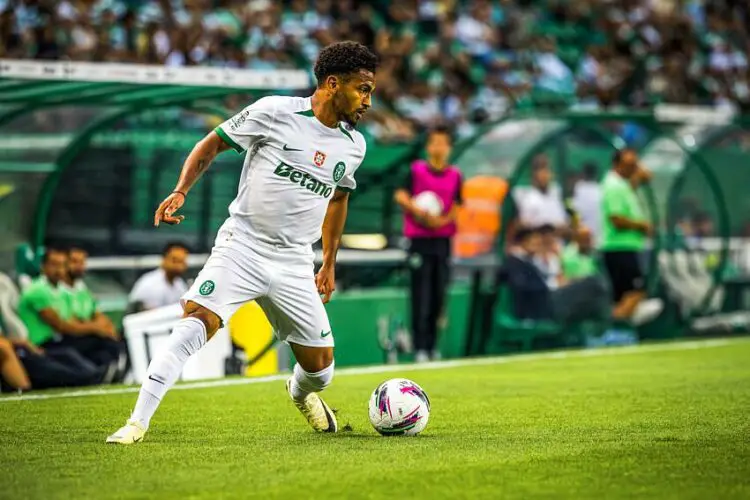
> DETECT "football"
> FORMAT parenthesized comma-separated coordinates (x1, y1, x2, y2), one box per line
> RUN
(413, 191, 444, 216)
(368, 378, 431, 436)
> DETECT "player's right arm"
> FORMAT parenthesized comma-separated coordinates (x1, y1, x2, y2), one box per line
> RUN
(154, 97, 277, 227)
(154, 132, 230, 226)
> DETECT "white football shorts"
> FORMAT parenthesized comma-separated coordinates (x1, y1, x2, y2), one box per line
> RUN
(181, 222, 333, 348)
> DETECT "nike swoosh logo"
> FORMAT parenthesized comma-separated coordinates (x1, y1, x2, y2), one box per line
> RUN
(148, 375, 165, 384)
(283, 144, 303, 151)
(320, 330, 332, 338)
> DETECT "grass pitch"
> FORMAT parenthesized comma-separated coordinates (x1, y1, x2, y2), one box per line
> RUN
(1, 338, 749, 500)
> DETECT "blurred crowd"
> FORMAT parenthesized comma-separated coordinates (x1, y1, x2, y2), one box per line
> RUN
(2, 0, 750, 141)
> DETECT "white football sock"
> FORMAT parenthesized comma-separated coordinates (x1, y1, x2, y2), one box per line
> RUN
(130, 317, 207, 428)
(289, 362, 334, 402)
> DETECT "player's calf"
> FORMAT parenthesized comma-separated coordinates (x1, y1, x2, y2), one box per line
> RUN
(107, 302, 221, 443)
(289, 361, 335, 401)
(286, 344, 337, 432)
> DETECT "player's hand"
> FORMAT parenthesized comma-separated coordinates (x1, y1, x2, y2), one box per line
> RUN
(154, 192, 186, 227)
(315, 265, 336, 304)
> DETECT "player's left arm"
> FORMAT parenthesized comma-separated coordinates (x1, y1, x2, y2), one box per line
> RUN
(317, 189, 349, 304)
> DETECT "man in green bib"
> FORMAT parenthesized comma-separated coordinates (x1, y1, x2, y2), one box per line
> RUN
(65, 246, 117, 333)
(561, 226, 598, 281)
(600, 149, 662, 324)
(18, 247, 120, 370)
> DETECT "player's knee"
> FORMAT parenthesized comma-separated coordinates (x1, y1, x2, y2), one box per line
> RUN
(183, 301, 222, 338)
(296, 347, 333, 373)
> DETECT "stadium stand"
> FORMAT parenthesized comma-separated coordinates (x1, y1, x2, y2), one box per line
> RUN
(2, 0, 750, 140)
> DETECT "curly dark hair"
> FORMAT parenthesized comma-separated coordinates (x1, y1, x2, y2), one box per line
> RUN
(313, 41, 379, 87)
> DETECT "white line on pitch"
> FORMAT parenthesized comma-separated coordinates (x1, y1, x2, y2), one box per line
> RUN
(0, 337, 746, 403)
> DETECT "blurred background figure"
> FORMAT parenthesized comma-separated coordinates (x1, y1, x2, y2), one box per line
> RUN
(0, 327, 108, 393)
(64, 246, 118, 339)
(571, 163, 602, 244)
(65, 246, 128, 381)
(500, 226, 551, 321)
(600, 149, 662, 326)
(128, 242, 189, 313)
(16, 247, 120, 380)
(395, 126, 463, 363)
(510, 154, 568, 241)
(561, 226, 598, 283)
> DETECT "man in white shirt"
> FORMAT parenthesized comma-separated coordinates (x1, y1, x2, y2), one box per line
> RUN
(509, 154, 568, 241)
(128, 242, 189, 312)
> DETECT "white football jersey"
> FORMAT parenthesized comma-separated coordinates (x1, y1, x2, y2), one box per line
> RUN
(214, 96, 366, 250)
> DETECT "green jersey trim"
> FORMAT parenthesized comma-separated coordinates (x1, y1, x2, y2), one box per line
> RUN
(214, 126, 244, 154)
(338, 125, 354, 143)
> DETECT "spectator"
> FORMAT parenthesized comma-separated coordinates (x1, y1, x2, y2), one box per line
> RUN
(501, 225, 610, 325)
(65, 245, 127, 380)
(600, 148, 663, 325)
(509, 154, 568, 239)
(0, 329, 107, 393)
(500, 226, 552, 321)
(128, 242, 189, 312)
(534, 224, 564, 290)
(16, 247, 121, 371)
(561, 226, 598, 282)
(395, 126, 463, 363)
(65, 246, 117, 334)
(0, 335, 30, 392)
(572, 162, 602, 243)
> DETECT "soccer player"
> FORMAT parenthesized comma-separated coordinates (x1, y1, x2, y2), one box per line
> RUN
(107, 41, 377, 444)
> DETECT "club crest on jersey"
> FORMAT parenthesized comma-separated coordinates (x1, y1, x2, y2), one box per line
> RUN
(313, 150, 327, 167)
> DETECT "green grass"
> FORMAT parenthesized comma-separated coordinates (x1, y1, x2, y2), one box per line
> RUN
(2, 338, 749, 500)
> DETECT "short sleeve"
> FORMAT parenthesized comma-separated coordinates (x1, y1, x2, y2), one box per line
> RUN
(22, 286, 53, 312)
(214, 97, 277, 154)
(336, 142, 366, 193)
(128, 276, 148, 304)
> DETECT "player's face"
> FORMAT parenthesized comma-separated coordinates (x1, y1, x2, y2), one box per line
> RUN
(333, 69, 375, 125)
(163, 247, 188, 279)
(43, 251, 68, 285)
(68, 249, 87, 280)
(426, 132, 452, 166)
